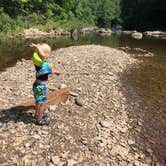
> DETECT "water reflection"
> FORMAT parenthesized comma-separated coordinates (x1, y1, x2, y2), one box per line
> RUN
(121, 56, 166, 165)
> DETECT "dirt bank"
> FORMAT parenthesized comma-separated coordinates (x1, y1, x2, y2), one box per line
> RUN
(0, 45, 161, 165)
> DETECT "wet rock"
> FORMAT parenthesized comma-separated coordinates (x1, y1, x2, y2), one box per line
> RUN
(132, 31, 143, 39)
(143, 31, 166, 38)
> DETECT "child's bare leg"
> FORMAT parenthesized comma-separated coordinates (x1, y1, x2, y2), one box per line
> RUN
(37, 103, 46, 122)
(35, 104, 39, 116)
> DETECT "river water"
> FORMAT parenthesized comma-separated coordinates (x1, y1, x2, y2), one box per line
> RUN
(0, 34, 166, 70)
(0, 34, 166, 164)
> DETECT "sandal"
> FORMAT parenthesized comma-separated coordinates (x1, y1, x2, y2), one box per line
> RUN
(36, 118, 50, 126)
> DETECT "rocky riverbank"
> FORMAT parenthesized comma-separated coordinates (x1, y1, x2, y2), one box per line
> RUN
(0, 45, 163, 165)
(8, 27, 166, 40)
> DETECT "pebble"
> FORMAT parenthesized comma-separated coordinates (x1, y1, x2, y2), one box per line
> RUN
(69, 91, 78, 97)
(59, 83, 67, 89)
(49, 105, 57, 112)
(24, 143, 30, 148)
(66, 159, 77, 166)
(75, 98, 83, 106)
(111, 145, 129, 157)
(99, 120, 111, 128)
(52, 156, 60, 165)
(128, 139, 136, 146)
(33, 134, 41, 139)
(134, 160, 140, 166)
(76, 87, 82, 91)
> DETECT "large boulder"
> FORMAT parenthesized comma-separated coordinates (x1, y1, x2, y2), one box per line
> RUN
(143, 31, 166, 39)
(96, 28, 112, 36)
(131, 31, 143, 39)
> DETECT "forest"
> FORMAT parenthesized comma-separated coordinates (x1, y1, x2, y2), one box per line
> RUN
(0, 0, 165, 35)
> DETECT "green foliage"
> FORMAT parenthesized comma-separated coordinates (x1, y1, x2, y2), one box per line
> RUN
(0, 0, 120, 35)
(96, 0, 121, 27)
(121, 0, 166, 30)
(0, 0, 164, 35)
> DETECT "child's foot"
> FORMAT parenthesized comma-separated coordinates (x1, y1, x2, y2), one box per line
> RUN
(42, 112, 48, 119)
(36, 118, 50, 126)
(35, 113, 50, 126)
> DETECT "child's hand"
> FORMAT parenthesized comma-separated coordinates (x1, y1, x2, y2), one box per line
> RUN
(54, 70, 61, 76)
(29, 43, 38, 49)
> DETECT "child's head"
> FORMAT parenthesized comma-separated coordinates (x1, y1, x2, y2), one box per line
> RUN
(37, 43, 51, 60)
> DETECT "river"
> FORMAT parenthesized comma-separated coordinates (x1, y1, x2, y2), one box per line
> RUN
(0, 34, 166, 164)
(0, 34, 166, 70)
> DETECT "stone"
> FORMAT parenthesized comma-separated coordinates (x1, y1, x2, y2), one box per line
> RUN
(75, 98, 83, 106)
(137, 122, 142, 126)
(52, 156, 60, 165)
(111, 145, 129, 158)
(33, 134, 41, 139)
(49, 105, 57, 112)
(24, 143, 30, 148)
(134, 160, 140, 166)
(59, 83, 67, 89)
(49, 163, 55, 166)
(69, 91, 78, 97)
(99, 120, 111, 128)
(128, 139, 136, 146)
(76, 87, 82, 92)
(145, 156, 152, 165)
(22, 155, 32, 166)
(131, 32, 143, 39)
(146, 148, 153, 154)
(66, 159, 77, 166)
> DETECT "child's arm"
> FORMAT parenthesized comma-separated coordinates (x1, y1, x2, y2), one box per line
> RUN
(49, 64, 61, 76)
(52, 69, 61, 76)
(29, 43, 47, 60)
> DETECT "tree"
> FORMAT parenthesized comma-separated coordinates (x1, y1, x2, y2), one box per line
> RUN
(121, 0, 166, 30)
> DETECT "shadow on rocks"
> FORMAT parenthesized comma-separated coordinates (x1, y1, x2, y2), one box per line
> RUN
(119, 56, 166, 166)
(0, 105, 35, 124)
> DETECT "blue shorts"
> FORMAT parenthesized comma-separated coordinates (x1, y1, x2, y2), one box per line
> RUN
(33, 82, 47, 104)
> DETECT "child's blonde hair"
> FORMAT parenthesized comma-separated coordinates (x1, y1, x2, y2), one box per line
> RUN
(38, 43, 51, 58)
